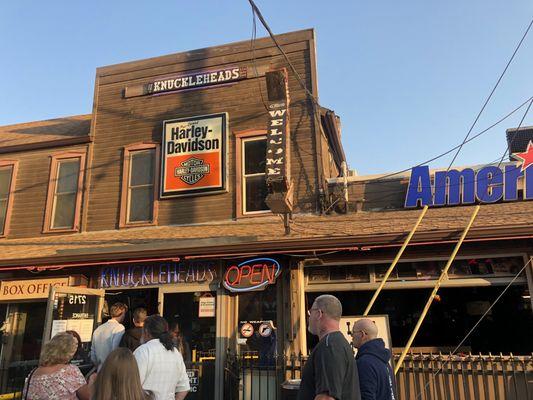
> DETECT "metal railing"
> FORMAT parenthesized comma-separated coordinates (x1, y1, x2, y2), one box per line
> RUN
(394, 352, 533, 400)
(225, 351, 287, 400)
(225, 352, 533, 400)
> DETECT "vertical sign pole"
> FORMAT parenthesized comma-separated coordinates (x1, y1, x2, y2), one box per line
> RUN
(364, 205, 429, 316)
(394, 205, 481, 375)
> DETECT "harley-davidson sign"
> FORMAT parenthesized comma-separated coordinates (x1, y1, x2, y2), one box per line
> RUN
(161, 113, 227, 197)
(223, 258, 281, 293)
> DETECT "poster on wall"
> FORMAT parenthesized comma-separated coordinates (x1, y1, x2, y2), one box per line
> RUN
(198, 295, 216, 317)
(161, 113, 227, 198)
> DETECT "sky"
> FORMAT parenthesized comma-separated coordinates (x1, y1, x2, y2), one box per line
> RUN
(1, 1, 532, 175)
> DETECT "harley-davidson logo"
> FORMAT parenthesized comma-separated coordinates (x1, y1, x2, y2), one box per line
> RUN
(174, 158, 210, 185)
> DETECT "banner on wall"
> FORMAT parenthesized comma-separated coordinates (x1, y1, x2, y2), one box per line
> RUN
(161, 113, 227, 198)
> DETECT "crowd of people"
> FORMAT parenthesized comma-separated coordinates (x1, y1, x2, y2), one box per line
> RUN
(23, 296, 396, 400)
(298, 294, 397, 400)
(23, 303, 190, 400)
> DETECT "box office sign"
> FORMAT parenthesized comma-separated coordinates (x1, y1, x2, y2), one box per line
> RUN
(161, 113, 227, 198)
(124, 66, 247, 98)
(99, 261, 218, 289)
(223, 258, 281, 293)
(0, 277, 69, 301)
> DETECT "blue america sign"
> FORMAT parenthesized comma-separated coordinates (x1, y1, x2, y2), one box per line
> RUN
(405, 141, 533, 208)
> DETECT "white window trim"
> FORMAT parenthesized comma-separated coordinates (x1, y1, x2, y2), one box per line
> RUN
(126, 149, 156, 224)
(241, 136, 269, 215)
(50, 159, 80, 229)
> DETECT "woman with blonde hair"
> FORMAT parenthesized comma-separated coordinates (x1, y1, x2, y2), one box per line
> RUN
(92, 347, 152, 400)
(24, 332, 91, 400)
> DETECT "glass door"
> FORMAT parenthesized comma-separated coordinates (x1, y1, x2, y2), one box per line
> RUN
(159, 285, 217, 400)
(0, 302, 46, 394)
(42, 286, 105, 374)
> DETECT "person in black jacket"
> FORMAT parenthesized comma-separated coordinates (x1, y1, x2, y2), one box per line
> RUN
(120, 307, 147, 352)
(352, 319, 396, 400)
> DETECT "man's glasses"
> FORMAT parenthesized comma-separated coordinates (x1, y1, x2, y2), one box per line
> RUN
(307, 307, 322, 317)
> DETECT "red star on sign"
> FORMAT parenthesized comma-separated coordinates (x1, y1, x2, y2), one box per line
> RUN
(512, 140, 533, 172)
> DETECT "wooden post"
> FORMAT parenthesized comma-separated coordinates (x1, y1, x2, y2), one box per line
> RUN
(394, 205, 481, 375)
(364, 205, 429, 316)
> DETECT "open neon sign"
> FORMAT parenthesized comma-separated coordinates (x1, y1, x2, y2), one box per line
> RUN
(223, 258, 281, 293)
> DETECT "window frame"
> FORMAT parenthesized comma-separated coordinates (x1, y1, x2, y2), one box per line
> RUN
(235, 130, 271, 218)
(119, 142, 160, 228)
(43, 152, 86, 233)
(0, 160, 18, 238)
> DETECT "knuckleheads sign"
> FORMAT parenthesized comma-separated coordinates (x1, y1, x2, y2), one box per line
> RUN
(124, 67, 247, 98)
(405, 142, 533, 208)
(99, 261, 218, 289)
(223, 258, 281, 293)
(161, 113, 227, 198)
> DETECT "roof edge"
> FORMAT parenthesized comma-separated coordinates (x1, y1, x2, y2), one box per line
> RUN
(0, 135, 91, 154)
(0, 223, 531, 269)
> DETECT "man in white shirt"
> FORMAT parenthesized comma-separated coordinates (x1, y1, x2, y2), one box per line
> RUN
(134, 315, 190, 400)
(90, 302, 128, 370)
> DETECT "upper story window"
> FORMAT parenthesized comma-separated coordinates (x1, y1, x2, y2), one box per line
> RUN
(236, 132, 270, 217)
(44, 153, 86, 233)
(120, 143, 159, 227)
(0, 162, 17, 237)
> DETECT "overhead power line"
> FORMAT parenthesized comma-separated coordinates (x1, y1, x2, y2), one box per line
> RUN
(247, 0, 320, 108)
(445, 17, 533, 171)
(347, 95, 533, 186)
(339, 98, 532, 202)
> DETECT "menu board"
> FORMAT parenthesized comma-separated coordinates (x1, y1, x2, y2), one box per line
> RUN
(48, 292, 99, 343)
(51, 319, 94, 342)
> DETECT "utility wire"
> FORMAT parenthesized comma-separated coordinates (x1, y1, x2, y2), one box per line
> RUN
(250, 8, 270, 113)
(248, 0, 329, 215)
(247, 1, 532, 229)
(324, 97, 532, 204)
(445, 17, 533, 172)
(246, 6, 532, 207)
(348, 95, 533, 186)
(248, 0, 320, 107)
(496, 97, 533, 168)
(337, 96, 532, 205)
(247, 3, 532, 184)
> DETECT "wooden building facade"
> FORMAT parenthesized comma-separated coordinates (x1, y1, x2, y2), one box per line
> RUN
(0, 29, 531, 399)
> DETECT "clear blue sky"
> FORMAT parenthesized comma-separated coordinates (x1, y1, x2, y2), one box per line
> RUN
(1, 1, 531, 175)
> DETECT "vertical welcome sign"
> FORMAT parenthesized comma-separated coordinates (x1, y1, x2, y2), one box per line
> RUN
(161, 113, 227, 198)
(264, 69, 293, 214)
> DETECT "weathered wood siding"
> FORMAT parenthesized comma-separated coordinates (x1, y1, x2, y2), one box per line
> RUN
(0, 144, 89, 239)
(86, 29, 321, 231)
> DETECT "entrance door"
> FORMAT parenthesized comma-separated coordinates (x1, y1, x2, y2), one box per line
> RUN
(0, 302, 46, 394)
(236, 284, 280, 400)
(42, 286, 105, 375)
(159, 287, 217, 399)
(105, 288, 159, 331)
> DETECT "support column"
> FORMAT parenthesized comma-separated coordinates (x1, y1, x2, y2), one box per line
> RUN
(214, 288, 237, 400)
(288, 260, 307, 356)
